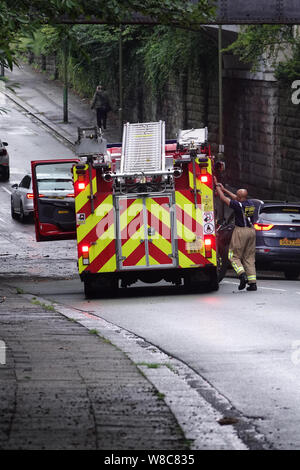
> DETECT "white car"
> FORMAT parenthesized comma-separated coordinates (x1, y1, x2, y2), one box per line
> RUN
(11, 173, 75, 223)
(11, 174, 34, 222)
(0, 139, 9, 181)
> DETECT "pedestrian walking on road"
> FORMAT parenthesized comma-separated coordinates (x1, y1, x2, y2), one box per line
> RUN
(91, 85, 111, 130)
(214, 178, 257, 291)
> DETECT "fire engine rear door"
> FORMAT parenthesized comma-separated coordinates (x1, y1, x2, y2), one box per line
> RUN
(117, 195, 176, 269)
(31, 159, 78, 242)
(145, 196, 176, 267)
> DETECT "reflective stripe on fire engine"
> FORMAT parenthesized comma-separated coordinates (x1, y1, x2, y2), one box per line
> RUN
(73, 165, 97, 212)
(76, 192, 117, 274)
(176, 154, 216, 268)
(119, 196, 174, 267)
(146, 197, 173, 266)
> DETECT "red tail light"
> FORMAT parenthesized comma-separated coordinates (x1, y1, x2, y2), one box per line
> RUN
(26, 193, 34, 199)
(66, 193, 75, 198)
(78, 182, 86, 190)
(254, 223, 274, 231)
(200, 175, 208, 183)
(81, 245, 90, 265)
(204, 236, 213, 258)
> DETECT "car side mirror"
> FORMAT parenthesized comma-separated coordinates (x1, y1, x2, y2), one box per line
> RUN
(3, 142, 8, 146)
(11, 184, 18, 189)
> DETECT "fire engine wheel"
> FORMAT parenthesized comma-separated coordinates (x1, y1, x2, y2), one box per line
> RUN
(184, 268, 219, 293)
(84, 277, 118, 299)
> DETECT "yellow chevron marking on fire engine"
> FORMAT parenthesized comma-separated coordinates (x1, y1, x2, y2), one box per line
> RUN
(175, 191, 202, 223)
(178, 250, 196, 268)
(146, 198, 171, 229)
(77, 195, 113, 244)
(119, 199, 144, 233)
(177, 248, 217, 268)
(99, 254, 117, 273)
(121, 225, 145, 261)
(188, 170, 202, 192)
(151, 234, 172, 251)
(74, 176, 97, 213)
(146, 198, 174, 265)
(149, 255, 160, 266)
(136, 255, 147, 266)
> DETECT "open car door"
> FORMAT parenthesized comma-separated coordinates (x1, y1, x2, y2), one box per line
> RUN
(31, 159, 79, 241)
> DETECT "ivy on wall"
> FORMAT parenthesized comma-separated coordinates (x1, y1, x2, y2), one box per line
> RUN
(17, 23, 218, 111)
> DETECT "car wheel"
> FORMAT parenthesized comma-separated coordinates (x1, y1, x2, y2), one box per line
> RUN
(19, 202, 26, 223)
(11, 199, 17, 220)
(284, 270, 300, 280)
(3, 167, 9, 182)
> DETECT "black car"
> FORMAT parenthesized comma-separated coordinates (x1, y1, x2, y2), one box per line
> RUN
(254, 201, 300, 279)
(0, 139, 9, 181)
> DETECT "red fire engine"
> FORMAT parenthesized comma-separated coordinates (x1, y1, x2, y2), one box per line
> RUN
(31, 121, 228, 298)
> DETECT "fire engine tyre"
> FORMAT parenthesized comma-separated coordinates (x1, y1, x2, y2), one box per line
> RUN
(84, 277, 118, 299)
(284, 269, 300, 280)
(184, 268, 219, 293)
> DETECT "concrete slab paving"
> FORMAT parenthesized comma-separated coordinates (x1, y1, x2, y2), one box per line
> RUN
(0, 284, 188, 450)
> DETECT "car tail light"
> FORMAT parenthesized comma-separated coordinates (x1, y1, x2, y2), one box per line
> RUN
(26, 193, 34, 199)
(204, 236, 213, 258)
(81, 245, 90, 265)
(66, 193, 75, 198)
(254, 223, 274, 231)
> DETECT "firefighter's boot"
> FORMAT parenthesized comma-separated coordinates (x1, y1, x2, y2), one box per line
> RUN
(247, 283, 257, 291)
(238, 272, 247, 290)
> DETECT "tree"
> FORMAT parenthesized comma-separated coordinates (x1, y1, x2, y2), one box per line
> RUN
(0, 0, 215, 70)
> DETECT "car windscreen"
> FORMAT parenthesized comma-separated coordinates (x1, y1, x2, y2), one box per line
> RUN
(37, 179, 73, 191)
(260, 206, 300, 223)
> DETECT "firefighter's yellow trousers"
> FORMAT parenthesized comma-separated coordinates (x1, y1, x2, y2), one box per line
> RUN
(228, 226, 257, 284)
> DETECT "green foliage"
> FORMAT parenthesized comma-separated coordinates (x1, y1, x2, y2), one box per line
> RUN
(141, 26, 217, 93)
(275, 48, 300, 83)
(225, 24, 300, 84)
(0, 0, 215, 71)
(225, 25, 295, 71)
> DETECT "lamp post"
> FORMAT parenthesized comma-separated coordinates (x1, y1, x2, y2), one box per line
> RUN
(218, 25, 224, 159)
(119, 26, 123, 142)
(63, 39, 69, 123)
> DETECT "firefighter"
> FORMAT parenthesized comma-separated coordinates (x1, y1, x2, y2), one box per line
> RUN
(91, 85, 111, 130)
(214, 178, 257, 291)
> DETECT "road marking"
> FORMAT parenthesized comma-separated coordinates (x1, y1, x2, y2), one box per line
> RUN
(223, 280, 286, 292)
(0, 217, 8, 224)
(1, 186, 12, 195)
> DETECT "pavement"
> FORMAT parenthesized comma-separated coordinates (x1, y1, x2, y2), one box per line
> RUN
(4, 62, 121, 147)
(0, 63, 248, 451)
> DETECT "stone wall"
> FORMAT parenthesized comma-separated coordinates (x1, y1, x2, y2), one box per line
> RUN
(28, 53, 300, 201)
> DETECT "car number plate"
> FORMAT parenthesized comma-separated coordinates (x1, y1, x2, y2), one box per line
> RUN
(279, 238, 300, 246)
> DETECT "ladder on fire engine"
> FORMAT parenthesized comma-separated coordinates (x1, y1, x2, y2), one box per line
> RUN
(120, 121, 165, 175)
